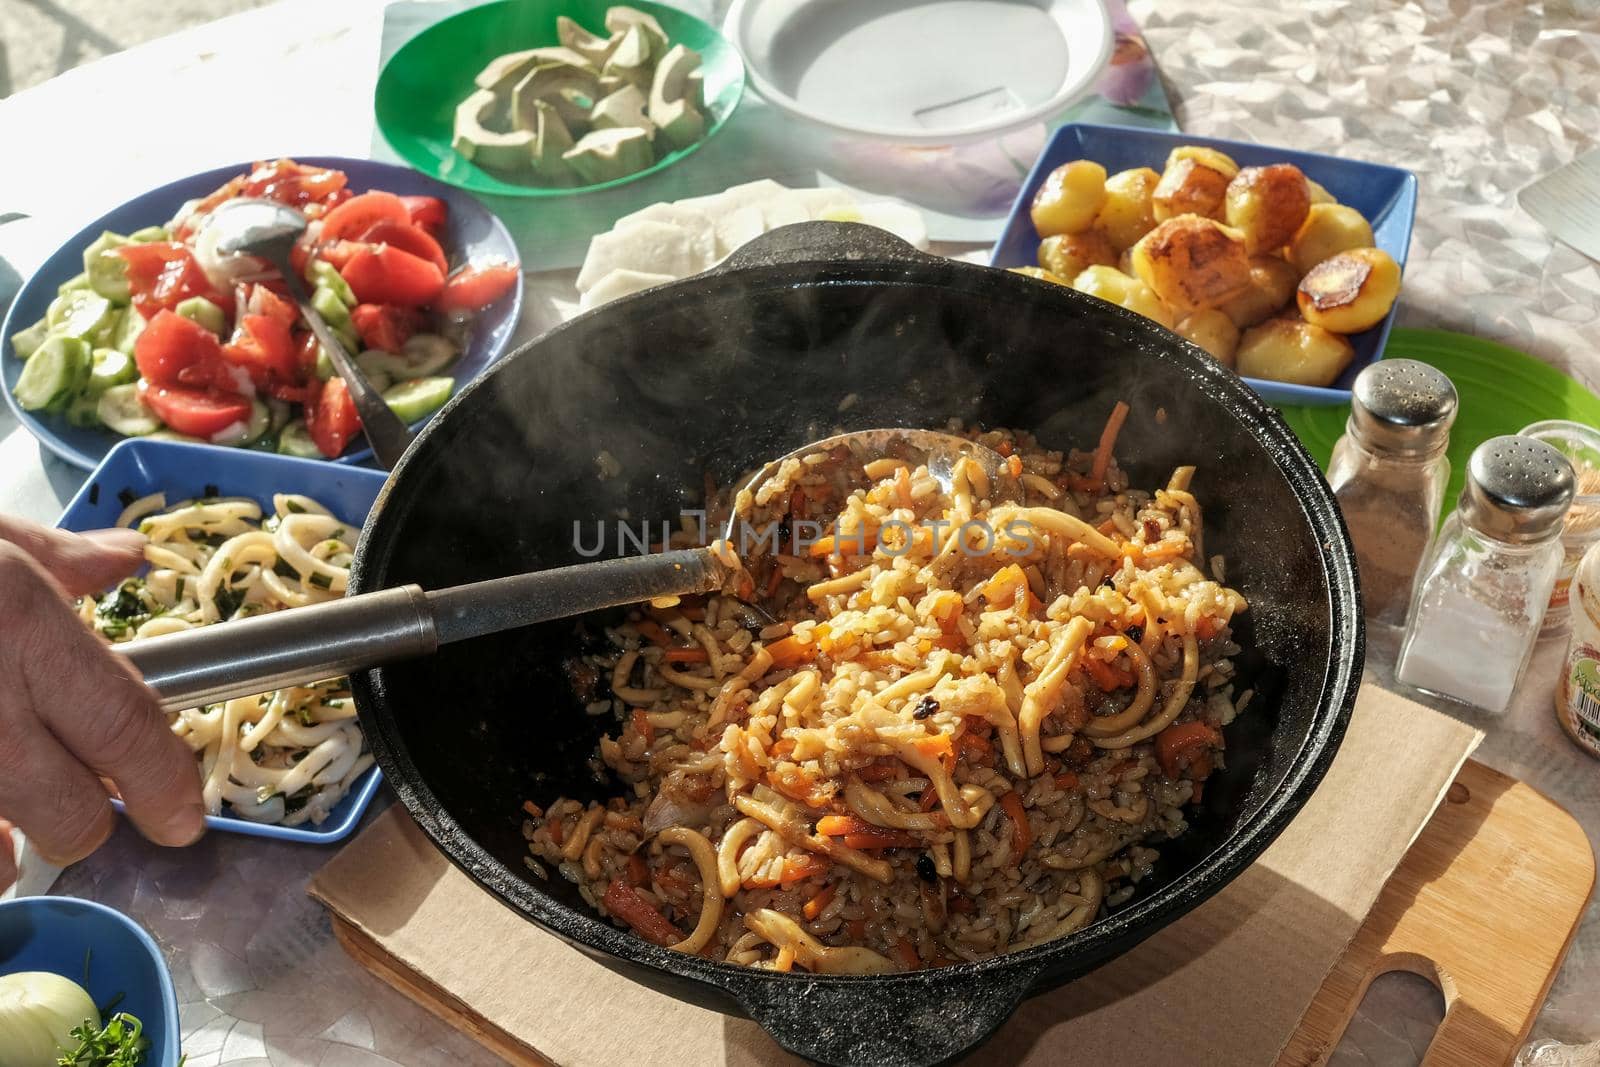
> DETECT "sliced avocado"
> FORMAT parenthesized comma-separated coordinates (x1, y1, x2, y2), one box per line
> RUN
(128, 225, 168, 242)
(111, 305, 146, 355)
(309, 260, 356, 307)
(88, 348, 138, 394)
(175, 296, 227, 337)
(562, 126, 654, 183)
(58, 272, 92, 296)
(13, 336, 90, 412)
(648, 45, 705, 150)
(591, 84, 655, 139)
(453, 88, 537, 171)
(557, 15, 621, 67)
(600, 24, 654, 93)
(10, 316, 49, 360)
(604, 6, 667, 61)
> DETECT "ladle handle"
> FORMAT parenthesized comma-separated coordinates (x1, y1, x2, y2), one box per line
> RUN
(117, 584, 437, 711)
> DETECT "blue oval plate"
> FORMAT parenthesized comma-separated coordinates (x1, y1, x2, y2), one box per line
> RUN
(60, 437, 389, 843)
(0, 896, 181, 1067)
(1, 156, 523, 469)
(990, 123, 1418, 406)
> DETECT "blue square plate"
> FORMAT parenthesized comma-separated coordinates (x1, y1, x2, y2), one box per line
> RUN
(1, 156, 522, 469)
(989, 122, 1418, 405)
(57, 438, 388, 843)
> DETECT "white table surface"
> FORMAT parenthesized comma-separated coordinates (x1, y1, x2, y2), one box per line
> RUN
(1, 1, 1598, 1063)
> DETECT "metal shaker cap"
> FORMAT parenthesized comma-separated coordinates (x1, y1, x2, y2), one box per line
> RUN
(1460, 435, 1577, 543)
(1348, 359, 1458, 456)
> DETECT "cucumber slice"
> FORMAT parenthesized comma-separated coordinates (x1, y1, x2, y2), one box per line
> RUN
(356, 333, 459, 380)
(47, 291, 116, 344)
(82, 231, 129, 268)
(87, 250, 131, 304)
(383, 376, 454, 422)
(88, 348, 138, 394)
(363, 368, 393, 394)
(111, 306, 146, 355)
(10, 317, 49, 360)
(209, 399, 271, 446)
(315, 344, 335, 381)
(96, 383, 163, 436)
(14, 336, 91, 412)
(309, 260, 357, 307)
(310, 286, 352, 330)
(58, 272, 92, 295)
(128, 225, 169, 242)
(66, 392, 103, 428)
(175, 296, 226, 337)
(144, 429, 206, 443)
(266, 397, 292, 435)
(277, 419, 322, 458)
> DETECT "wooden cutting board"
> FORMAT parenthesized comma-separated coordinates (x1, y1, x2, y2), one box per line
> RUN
(321, 758, 1591, 1066)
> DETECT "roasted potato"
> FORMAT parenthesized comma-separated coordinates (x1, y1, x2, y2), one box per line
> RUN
(1166, 145, 1240, 178)
(1288, 203, 1375, 275)
(1071, 265, 1176, 329)
(1306, 177, 1336, 204)
(1152, 147, 1239, 223)
(1038, 230, 1117, 279)
(1095, 167, 1161, 250)
(1117, 246, 1136, 275)
(1129, 215, 1252, 313)
(1224, 164, 1311, 254)
(1296, 247, 1401, 333)
(1175, 309, 1240, 366)
(1031, 160, 1108, 237)
(1007, 266, 1070, 286)
(1235, 316, 1355, 386)
(1216, 255, 1301, 328)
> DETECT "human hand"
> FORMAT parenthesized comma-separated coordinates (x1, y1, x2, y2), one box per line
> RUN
(0, 516, 204, 889)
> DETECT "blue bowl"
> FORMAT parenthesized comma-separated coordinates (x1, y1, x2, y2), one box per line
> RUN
(1, 156, 523, 469)
(0, 896, 180, 1067)
(989, 123, 1418, 405)
(59, 438, 389, 843)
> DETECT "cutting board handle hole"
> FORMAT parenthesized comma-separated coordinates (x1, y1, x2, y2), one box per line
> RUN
(1339, 966, 1447, 1064)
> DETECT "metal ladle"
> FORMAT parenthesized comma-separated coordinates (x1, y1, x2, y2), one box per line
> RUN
(205, 198, 415, 470)
(120, 429, 1019, 710)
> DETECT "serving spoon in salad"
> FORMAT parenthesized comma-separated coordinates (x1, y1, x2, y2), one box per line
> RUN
(118, 429, 1021, 710)
(206, 197, 416, 469)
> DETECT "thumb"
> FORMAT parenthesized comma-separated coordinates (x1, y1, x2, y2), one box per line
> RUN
(0, 516, 147, 597)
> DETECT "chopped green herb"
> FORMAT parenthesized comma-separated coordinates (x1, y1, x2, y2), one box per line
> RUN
(55, 1011, 150, 1066)
(273, 559, 299, 579)
(202, 532, 231, 548)
(95, 580, 150, 632)
(308, 572, 333, 590)
(285, 500, 307, 514)
(213, 584, 246, 619)
(295, 704, 317, 726)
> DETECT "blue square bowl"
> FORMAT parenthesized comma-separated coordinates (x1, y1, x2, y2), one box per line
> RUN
(0, 896, 181, 1066)
(989, 122, 1418, 405)
(57, 438, 388, 843)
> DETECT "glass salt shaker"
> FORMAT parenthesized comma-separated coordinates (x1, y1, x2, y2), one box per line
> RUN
(1396, 435, 1576, 714)
(1326, 360, 1457, 626)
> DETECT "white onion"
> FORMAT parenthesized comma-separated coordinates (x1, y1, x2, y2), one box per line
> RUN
(190, 216, 275, 292)
(0, 971, 99, 1067)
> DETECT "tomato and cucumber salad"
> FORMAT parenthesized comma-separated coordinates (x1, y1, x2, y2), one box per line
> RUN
(9, 159, 518, 458)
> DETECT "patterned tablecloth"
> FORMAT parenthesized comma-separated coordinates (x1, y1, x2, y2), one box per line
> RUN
(0, 0, 1597, 1063)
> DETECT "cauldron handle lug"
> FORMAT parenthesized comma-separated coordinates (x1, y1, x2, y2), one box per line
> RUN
(716, 220, 933, 272)
(714, 961, 1042, 1067)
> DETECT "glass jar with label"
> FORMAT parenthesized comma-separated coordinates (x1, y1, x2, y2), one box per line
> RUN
(1396, 435, 1576, 714)
(1519, 420, 1600, 634)
(1557, 536, 1600, 756)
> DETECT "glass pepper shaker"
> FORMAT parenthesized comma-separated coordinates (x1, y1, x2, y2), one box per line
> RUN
(1326, 359, 1458, 626)
(1396, 435, 1576, 714)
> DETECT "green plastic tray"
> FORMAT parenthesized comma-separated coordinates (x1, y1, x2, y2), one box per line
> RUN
(374, 0, 746, 198)
(1279, 327, 1600, 509)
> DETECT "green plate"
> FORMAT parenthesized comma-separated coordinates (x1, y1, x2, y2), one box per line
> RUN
(1279, 327, 1600, 509)
(374, 0, 746, 198)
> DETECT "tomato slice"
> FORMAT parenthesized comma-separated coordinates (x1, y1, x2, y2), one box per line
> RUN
(239, 159, 349, 209)
(350, 303, 425, 354)
(360, 220, 449, 277)
(244, 283, 299, 327)
(139, 381, 254, 439)
(134, 310, 231, 388)
(295, 331, 321, 378)
(117, 243, 226, 320)
(222, 313, 300, 386)
(434, 263, 519, 313)
(306, 376, 362, 458)
(319, 191, 410, 244)
(401, 195, 448, 238)
(339, 245, 445, 307)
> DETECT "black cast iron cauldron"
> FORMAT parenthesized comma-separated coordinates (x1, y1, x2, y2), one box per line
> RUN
(348, 223, 1363, 1066)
